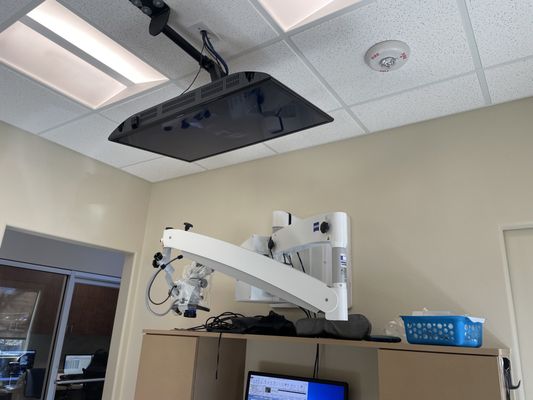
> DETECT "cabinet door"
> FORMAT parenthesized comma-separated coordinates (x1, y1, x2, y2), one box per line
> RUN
(378, 350, 505, 400)
(192, 337, 247, 400)
(134, 335, 198, 400)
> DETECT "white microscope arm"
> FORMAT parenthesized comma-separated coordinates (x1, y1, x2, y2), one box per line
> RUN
(162, 229, 348, 321)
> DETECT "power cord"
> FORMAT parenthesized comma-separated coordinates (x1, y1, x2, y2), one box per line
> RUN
(147, 255, 181, 306)
(201, 30, 229, 76)
(215, 332, 222, 380)
(286, 254, 313, 319)
(296, 252, 306, 274)
(186, 311, 245, 332)
(313, 343, 320, 378)
(298, 307, 312, 319)
(176, 41, 207, 97)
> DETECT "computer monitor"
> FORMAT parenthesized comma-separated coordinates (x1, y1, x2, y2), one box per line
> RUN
(17, 350, 36, 372)
(0, 350, 36, 385)
(64, 355, 92, 375)
(245, 371, 348, 400)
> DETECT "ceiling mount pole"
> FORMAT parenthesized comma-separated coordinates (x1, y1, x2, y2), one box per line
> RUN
(147, 7, 223, 81)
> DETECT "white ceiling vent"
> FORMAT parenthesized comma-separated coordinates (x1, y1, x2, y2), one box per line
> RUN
(365, 40, 410, 72)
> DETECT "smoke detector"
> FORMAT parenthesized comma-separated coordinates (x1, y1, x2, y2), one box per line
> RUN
(365, 40, 410, 72)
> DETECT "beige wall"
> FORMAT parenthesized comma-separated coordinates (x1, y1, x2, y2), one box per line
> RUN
(125, 97, 533, 399)
(3, 96, 533, 399)
(0, 122, 152, 399)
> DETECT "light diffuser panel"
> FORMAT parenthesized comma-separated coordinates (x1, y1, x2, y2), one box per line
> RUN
(0, 22, 126, 109)
(259, 0, 362, 31)
(27, 0, 166, 85)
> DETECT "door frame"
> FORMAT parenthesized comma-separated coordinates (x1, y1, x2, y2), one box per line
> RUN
(498, 223, 533, 400)
(0, 258, 120, 400)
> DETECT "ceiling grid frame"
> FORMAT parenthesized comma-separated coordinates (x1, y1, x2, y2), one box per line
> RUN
(455, 0, 492, 106)
(1, 0, 532, 182)
(248, 0, 372, 134)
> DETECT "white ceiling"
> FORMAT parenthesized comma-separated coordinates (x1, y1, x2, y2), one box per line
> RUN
(1, 0, 532, 182)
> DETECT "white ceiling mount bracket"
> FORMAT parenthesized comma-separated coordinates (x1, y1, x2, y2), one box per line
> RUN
(365, 40, 410, 72)
(187, 22, 220, 43)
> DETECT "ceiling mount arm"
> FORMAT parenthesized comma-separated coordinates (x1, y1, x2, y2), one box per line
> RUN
(161, 229, 349, 321)
(144, 4, 224, 81)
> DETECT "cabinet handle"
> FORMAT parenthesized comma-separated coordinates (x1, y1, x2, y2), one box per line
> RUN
(503, 357, 521, 400)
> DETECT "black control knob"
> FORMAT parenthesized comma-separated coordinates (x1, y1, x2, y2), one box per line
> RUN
(152, 252, 163, 268)
(320, 221, 330, 234)
(184, 222, 193, 231)
(131, 115, 139, 129)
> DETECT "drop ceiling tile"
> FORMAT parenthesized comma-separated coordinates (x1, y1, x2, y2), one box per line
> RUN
(351, 74, 484, 132)
(0, 65, 89, 133)
(267, 109, 364, 153)
(100, 82, 182, 123)
(58, 0, 197, 79)
(122, 157, 205, 182)
(0, 1, 42, 32)
(467, 0, 533, 67)
(166, 0, 278, 58)
(41, 114, 158, 167)
(485, 58, 533, 105)
(291, 0, 474, 106)
(59, 0, 278, 80)
(195, 144, 276, 170)
(229, 41, 341, 111)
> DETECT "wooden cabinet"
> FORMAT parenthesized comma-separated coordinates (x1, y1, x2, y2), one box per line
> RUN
(378, 349, 506, 400)
(135, 330, 509, 400)
(134, 333, 246, 400)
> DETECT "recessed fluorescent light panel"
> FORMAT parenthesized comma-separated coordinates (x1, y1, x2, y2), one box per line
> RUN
(258, 0, 363, 31)
(0, 0, 167, 109)
(27, 1, 165, 84)
(0, 22, 126, 108)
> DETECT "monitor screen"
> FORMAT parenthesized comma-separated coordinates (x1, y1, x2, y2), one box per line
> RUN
(0, 350, 36, 385)
(64, 355, 92, 375)
(245, 371, 348, 400)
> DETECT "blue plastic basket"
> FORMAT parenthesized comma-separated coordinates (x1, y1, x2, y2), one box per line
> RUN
(401, 315, 484, 347)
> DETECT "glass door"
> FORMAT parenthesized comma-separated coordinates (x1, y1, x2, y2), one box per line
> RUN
(49, 276, 120, 400)
(0, 264, 67, 400)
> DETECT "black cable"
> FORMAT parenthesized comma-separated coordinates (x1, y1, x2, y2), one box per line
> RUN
(283, 254, 310, 319)
(204, 44, 224, 74)
(286, 254, 294, 266)
(186, 311, 245, 332)
(176, 41, 206, 97)
(298, 307, 311, 319)
(215, 332, 222, 380)
(296, 252, 306, 274)
(201, 30, 229, 76)
(203, 34, 228, 75)
(313, 344, 320, 378)
(148, 268, 174, 305)
(147, 256, 181, 305)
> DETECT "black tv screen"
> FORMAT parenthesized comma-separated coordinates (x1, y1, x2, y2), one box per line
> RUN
(109, 72, 333, 162)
